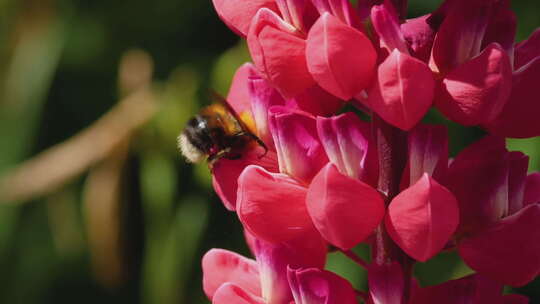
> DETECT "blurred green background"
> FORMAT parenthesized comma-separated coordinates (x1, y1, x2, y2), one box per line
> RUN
(0, 0, 538, 303)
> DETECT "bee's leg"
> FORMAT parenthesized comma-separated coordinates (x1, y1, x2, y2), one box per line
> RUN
(234, 132, 268, 158)
(207, 148, 231, 169)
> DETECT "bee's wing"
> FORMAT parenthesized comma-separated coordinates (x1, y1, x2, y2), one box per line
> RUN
(208, 90, 249, 130)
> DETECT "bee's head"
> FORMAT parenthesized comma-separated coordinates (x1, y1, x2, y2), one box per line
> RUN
(177, 132, 206, 163)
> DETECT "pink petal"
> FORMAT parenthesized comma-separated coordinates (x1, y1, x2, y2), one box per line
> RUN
(429, 0, 492, 74)
(484, 57, 540, 138)
(288, 267, 357, 304)
(371, 1, 409, 55)
(244, 229, 259, 257)
(212, 283, 266, 304)
(401, 15, 436, 62)
(212, 0, 279, 37)
(306, 13, 377, 100)
(524, 172, 540, 205)
(306, 163, 385, 250)
(411, 274, 505, 304)
(458, 204, 540, 287)
(248, 74, 286, 147)
(503, 294, 530, 304)
(248, 9, 315, 99)
(385, 174, 459, 261)
(202, 249, 261, 300)
(435, 43, 512, 126)
(268, 106, 328, 184)
(515, 28, 540, 70)
(316, 113, 372, 181)
(288, 84, 345, 116)
(212, 148, 278, 211)
(227, 63, 259, 115)
(404, 124, 448, 186)
(237, 165, 315, 243)
(368, 262, 404, 304)
(366, 49, 435, 131)
(255, 234, 327, 304)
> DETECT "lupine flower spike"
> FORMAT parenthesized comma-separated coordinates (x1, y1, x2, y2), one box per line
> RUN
(179, 0, 540, 303)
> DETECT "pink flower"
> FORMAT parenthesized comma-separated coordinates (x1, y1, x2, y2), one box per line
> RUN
(361, 0, 435, 131)
(203, 232, 326, 304)
(213, 0, 378, 101)
(201, 0, 539, 302)
(444, 136, 540, 286)
(427, 0, 540, 138)
(305, 113, 385, 250)
(484, 28, 540, 138)
(429, 0, 513, 126)
(411, 274, 530, 304)
(288, 267, 358, 304)
(385, 125, 459, 261)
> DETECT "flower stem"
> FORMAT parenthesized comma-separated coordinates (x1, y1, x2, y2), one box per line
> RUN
(372, 114, 413, 303)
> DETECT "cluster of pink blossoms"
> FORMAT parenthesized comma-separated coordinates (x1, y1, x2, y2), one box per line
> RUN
(201, 0, 540, 303)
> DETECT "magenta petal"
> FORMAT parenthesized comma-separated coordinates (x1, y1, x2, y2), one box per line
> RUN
(514, 28, 540, 69)
(316, 113, 371, 180)
(459, 204, 540, 287)
(506, 152, 529, 216)
(449, 135, 507, 164)
(212, 0, 278, 37)
(212, 148, 278, 211)
(288, 267, 357, 304)
(212, 283, 266, 304)
(307, 163, 385, 250)
(524, 172, 540, 205)
(444, 136, 510, 231)
(405, 125, 448, 186)
(367, 49, 435, 131)
(227, 63, 260, 114)
(202, 249, 261, 300)
(248, 9, 315, 99)
(411, 274, 505, 304)
(481, 1, 516, 57)
(311, 0, 360, 28)
(306, 13, 377, 100)
(401, 15, 436, 62)
(269, 106, 328, 184)
(371, 1, 409, 54)
(435, 43, 512, 126)
(368, 262, 404, 304)
(274, 0, 313, 32)
(429, 0, 491, 74)
(484, 57, 540, 138)
(503, 294, 530, 304)
(385, 174, 459, 261)
(248, 74, 286, 147)
(237, 165, 315, 243)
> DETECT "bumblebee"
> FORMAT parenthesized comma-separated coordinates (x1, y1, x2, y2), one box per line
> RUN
(178, 94, 267, 167)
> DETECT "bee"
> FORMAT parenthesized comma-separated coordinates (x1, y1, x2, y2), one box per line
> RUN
(178, 93, 267, 167)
